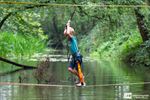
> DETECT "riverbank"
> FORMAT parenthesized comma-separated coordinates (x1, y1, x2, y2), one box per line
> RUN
(0, 32, 46, 57)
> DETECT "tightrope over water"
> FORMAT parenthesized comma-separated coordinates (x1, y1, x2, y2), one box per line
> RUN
(0, 82, 150, 87)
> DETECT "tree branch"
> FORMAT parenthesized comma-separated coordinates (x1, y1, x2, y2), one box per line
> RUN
(0, 56, 36, 69)
(0, 0, 50, 29)
(72, 0, 102, 20)
(0, 12, 13, 29)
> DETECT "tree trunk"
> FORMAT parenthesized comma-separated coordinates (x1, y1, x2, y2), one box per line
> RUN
(134, 8, 149, 42)
(0, 57, 36, 69)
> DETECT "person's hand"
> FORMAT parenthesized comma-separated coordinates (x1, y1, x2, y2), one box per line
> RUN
(65, 25, 67, 29)
(66, 21, 70, 27)
(66, 20, 71, 26)
(68, 20, 71, 23)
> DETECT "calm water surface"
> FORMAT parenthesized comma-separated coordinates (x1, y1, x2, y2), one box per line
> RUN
(0, 57, 150, 100)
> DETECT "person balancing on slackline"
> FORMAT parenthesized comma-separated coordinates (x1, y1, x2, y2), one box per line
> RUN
(64, 20, 86, 86)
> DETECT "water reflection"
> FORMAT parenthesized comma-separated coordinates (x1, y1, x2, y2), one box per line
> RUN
(0, 59, 150, 99)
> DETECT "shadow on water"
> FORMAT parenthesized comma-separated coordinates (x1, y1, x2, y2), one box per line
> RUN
(0, 68, 28, 76)
(0, 57, 150, 100)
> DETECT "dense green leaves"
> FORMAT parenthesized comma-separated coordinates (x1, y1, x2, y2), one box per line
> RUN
(129, 39, 150, 66)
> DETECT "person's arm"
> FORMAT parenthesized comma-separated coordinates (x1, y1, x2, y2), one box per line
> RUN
(64, 28, 67, 35)
(66, 20, 71, 27)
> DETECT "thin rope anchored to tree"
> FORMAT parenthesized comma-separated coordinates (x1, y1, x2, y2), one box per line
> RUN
(0, 82, 150, 87)
(0, 1, 150, 8)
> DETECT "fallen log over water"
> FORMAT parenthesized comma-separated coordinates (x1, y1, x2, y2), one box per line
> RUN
(0, 56, 36, 69)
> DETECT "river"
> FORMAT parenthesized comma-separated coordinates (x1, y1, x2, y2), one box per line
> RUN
(0, 55, 150, 100)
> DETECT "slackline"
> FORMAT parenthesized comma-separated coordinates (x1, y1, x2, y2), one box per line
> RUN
(0, 82, 150, 87)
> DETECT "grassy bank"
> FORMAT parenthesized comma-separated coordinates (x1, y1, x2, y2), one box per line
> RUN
(0, 32, 46, 57)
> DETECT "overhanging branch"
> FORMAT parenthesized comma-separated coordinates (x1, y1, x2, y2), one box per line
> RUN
(0, 56, 36, 69)
(0, 0, 50, 29)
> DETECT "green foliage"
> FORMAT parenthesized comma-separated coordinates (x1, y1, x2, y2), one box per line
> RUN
(78, 6, 141, 59)
(2, 11, 44, 36)
(140, 8, 150, 33)
(0, 32, 46, 57)
(76, 2, 150, 66)
(80, 28, 142, 59)
(130, 39, 150, 66)
(112, 0, 145, 4)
